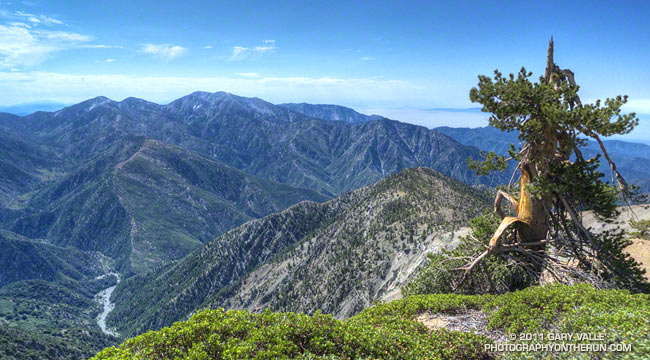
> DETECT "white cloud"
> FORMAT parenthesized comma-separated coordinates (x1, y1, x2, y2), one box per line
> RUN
(229, 41, 277, 61)
(8, 21, 31, 28)
(254, 46, 275, 52)
(360, 57, 375, 61)
(0, 71, 424, 110)
(236, 72, 260, 78)
(35, 30, 90, 42)
(0, 24, 92, 68)
(140, 44, 187, 60)
(230, 46, 249, 60)
(14, 11, 65, 25)
(43, 17, 64, 25)
(202, 45, 213, 49)
(0, 9, 113, 68)
(79, 44, 123, 49)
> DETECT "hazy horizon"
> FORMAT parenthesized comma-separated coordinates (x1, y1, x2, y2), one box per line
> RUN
(2, 93, 649, 145)
(1, 0, 648, 137)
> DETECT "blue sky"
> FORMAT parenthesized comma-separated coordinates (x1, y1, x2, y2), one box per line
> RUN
(0, 0, 649, 140)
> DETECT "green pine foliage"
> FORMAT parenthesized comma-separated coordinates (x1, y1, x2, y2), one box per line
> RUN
(629, 219, 650, 240)
(458, 50, 648, 291)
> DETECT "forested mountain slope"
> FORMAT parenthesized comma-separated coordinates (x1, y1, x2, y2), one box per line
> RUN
(108, 167, 490, 337)
(3, 136, 325, 275)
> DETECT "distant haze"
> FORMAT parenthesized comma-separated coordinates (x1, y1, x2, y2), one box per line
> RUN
(358, 108, 489, 129)
(2, 95, 648, 142)
(0, 1, 648, 139)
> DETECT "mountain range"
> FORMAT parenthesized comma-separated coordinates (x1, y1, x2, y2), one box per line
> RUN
(0, 91, 506, 358)
(0, 101, 68, 116)
(1, 91, 648, 359)
(6, 135, 327, 275)
(1, 92, 506, 197)
(0, 229, 118, 359)
(0, 91, 510, 275)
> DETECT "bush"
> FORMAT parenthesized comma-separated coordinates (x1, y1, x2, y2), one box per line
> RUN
(403, 210, 534, 296)
(92, 284, 650, 359)
(92, 308, 488, 360)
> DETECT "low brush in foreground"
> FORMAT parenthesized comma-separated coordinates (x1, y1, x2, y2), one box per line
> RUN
(92, 283, 649, 359)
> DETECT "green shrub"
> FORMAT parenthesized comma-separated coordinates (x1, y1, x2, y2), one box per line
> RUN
(92, 308, 487, 360)
(403, 210, 534, 296)
(629, 219, 650, 240)
(92, 284, 649, 359)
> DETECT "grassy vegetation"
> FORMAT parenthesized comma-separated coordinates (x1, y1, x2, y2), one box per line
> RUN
(92, 283, 649, 359)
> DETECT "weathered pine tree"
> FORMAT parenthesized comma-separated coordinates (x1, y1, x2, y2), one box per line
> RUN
(462, 37, 646, 289)
(406, 39, 647, 295)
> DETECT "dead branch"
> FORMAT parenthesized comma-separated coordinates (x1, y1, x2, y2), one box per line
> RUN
(494, 190, 518, 219)
(591, 132, 630, 193)
(501, 239, 553, 248)
(455, 38, 634, 289)
(488, 216, 528, 252)
(457, 250, 490, 283)
(557, 192, 594, 244)
(508, 163, 521, 191)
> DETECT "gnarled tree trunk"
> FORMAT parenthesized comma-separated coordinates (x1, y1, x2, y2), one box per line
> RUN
(464, 38, 569, 279)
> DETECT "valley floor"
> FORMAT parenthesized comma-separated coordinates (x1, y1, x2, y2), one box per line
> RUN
(95, 273, 121, 337)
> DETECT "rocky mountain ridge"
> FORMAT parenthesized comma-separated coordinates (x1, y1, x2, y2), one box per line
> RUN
(107, 167, 490, 337)
(279, 102, 384, 124)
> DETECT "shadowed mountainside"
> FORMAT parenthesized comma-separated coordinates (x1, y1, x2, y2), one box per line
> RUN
(2, 92, 508, 198)
(3, 136, 326, 275)
(107, 167, 490, 337)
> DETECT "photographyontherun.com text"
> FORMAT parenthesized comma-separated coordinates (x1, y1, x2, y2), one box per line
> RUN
(485, 333, 632, 353)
